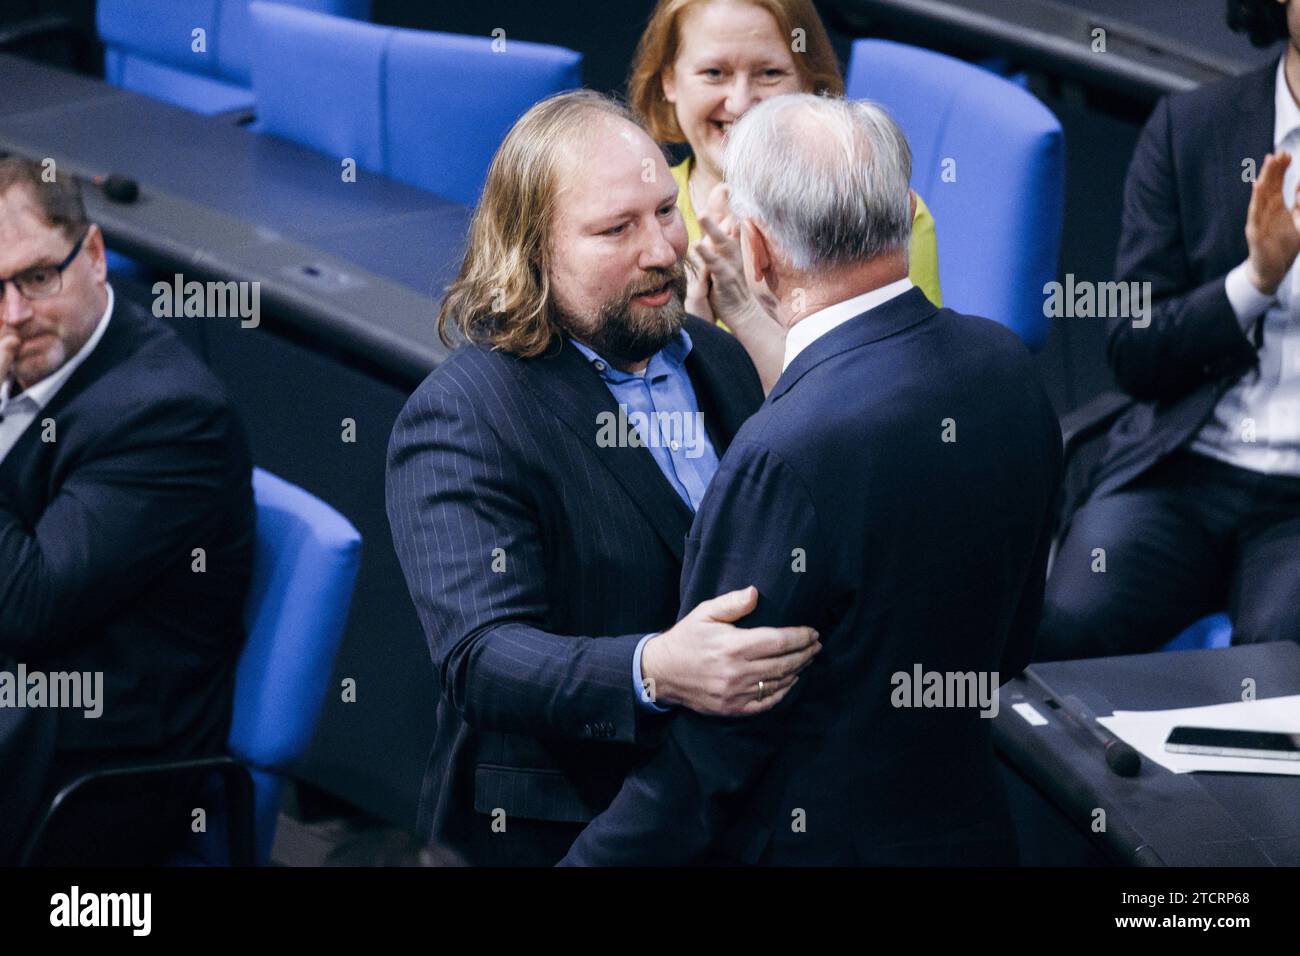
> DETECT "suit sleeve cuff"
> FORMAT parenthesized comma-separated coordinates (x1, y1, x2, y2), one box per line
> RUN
(633, 633, 672, 713)
(1225, 262, 1274, 334)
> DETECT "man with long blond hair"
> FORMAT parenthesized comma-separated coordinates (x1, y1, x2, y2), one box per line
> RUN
(386, 90, 820, 866)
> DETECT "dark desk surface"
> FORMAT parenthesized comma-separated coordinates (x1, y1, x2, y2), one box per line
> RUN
(996, 642, 1300, 866)
(1058, 0, 1278, 66)
(0, 53, 467, 386)
(0, 54, 130, 118)
(830, 0, 1280, 99)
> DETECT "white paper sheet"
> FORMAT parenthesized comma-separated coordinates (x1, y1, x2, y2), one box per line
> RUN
(1013, 702, 1048, 726)
(1096, 694, 1300, 775)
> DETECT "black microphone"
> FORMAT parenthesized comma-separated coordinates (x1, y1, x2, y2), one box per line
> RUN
(95, 174, 139, 204)
(1024, 668, 1142, 777)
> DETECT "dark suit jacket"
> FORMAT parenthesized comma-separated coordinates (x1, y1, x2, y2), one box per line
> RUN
(0, 296, 255, 792)
(386, 316, 763, 866)
(561, 288, 1062, 866)
(1088, 59, 1274, 508)
(0, 675, 56, 863)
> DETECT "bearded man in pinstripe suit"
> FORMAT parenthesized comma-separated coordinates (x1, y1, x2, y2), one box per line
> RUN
(386, 90, 820, 866)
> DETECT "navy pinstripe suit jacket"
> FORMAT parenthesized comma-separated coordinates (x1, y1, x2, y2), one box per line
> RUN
(386, 315, 762, 865)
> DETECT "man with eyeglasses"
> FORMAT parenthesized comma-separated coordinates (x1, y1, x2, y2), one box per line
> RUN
(0, 158, 255, 864)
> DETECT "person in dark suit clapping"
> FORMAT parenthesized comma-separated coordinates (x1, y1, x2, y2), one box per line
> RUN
(1038, 0, 1300, 660)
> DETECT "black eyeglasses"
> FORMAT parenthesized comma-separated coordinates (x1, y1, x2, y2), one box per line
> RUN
(0, 229, 88, 301)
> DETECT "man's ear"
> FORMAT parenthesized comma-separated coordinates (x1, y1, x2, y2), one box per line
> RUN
(661, 66, 677, 104)
(85, 223, 107, 283)
(909, 189, 917, 223)
(741, 219, 772, 287)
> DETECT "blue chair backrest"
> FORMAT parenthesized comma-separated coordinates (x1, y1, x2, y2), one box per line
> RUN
(248, 1, 583, 204)
(230, 467, 361, 862)
(845, 39, 1064, 351)
(1159, 612, 1233, 653)
(97, 0, 372, 115)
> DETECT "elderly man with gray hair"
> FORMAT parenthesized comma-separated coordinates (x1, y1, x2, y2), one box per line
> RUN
(561, 93, 1062, 866)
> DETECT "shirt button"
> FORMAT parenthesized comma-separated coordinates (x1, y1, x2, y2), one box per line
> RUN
(593, 361, 606, 372)
(669, 440, 680, 451)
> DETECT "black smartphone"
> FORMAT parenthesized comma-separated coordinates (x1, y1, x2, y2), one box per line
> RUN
(1164, 726, 1300, 761)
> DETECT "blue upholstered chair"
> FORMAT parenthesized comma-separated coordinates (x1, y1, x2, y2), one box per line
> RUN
(230, 467, 362, 863)
(247, 1, 582, 204)
(1158, 613, 1233, 652)
(845, 39, 1064, 351)
(97, 0, 372, 115)
(23, 468, 361, 866)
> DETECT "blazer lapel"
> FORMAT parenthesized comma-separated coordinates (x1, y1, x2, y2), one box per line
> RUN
(681, 320, 754, 456)
(1215, 61, 1277, 265)
(510, 336, 694, 562)
(0, 297, 140, 500)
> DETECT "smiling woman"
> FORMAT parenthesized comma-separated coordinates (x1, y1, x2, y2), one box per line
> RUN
(627, 0, 942, 311)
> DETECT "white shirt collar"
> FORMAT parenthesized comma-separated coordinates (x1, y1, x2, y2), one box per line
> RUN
(1275, 56, 1300, 147)
(1, 283, 114, 410)
(782, 278, 913, 372)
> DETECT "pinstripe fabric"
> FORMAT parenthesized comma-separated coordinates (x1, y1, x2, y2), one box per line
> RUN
(386, 315, 762, 865)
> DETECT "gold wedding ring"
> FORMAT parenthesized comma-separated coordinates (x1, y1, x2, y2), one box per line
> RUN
(757, 679, 767, 701)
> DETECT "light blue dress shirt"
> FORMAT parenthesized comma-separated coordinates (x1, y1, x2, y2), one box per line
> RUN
(571, 329, 719, 510)
(570, 329, 721, 713)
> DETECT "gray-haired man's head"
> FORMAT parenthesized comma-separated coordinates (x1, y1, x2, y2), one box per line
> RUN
(724, 93, 914, 314)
